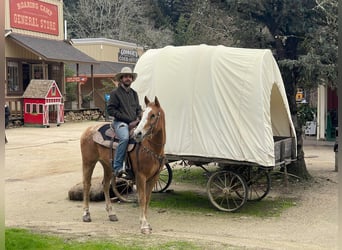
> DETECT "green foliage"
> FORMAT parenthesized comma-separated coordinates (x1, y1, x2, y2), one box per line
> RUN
(82, 94, 93, 102)
(65, 82, 77, 102)
(297, 104, 316, 127)
(64, 65, 77, 102)
(100, 79, 116, 93)
(174, 14, 191, 45)
(64, 65, 75, 78)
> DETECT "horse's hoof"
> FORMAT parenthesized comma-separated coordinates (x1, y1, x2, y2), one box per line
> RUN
(141, 226, 152, 234)
(109, 214, 118, 222)
(83, 215, 91, 222)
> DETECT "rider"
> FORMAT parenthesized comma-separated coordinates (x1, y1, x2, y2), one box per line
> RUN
(107, 67, 142, 177)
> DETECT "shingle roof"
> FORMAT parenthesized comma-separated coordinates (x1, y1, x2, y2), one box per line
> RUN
(8, 33, 98, 64)
(23, 80, 56, 98)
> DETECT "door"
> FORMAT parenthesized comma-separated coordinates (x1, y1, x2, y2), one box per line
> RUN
(49, 104, 58, 123)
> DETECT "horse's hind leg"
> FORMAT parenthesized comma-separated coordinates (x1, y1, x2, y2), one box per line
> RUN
(101, 160, 118, 221)
(82, 161, 95, 222)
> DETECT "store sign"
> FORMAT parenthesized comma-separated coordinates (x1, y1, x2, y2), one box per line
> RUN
(66, 76, 88, 83)
(10, 0, 59, 36)
(118, 48, 139, 63)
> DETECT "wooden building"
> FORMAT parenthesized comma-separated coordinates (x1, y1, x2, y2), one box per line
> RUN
(4, 0, 98, 123)
(67, 38, 145, 112)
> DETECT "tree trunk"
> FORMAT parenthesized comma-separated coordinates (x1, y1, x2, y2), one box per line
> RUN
(275, 38, 311, 180)
(287, 115, 311, 180)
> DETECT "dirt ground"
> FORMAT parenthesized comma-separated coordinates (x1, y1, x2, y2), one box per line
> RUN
(4, 121, 338, 250)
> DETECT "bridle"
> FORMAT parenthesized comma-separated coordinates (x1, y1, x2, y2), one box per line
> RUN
(135, 109, 165, 181)
(143, 111, 161, 141)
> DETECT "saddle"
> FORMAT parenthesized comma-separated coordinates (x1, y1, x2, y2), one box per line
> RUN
(92, 123, 135, 151)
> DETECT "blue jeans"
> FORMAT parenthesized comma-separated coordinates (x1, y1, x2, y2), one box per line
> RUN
(112, 121, 129, 173)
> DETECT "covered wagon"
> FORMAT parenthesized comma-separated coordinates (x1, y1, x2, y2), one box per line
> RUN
(132, 45, 297, 211)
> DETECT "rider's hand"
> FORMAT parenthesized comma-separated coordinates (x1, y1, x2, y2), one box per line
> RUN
(129, 119, 140, 130)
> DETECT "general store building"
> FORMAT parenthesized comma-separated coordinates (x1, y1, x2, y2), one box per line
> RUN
(4, 0, 98, 123)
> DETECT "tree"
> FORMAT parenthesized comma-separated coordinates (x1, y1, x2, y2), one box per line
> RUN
(223, 0, 337, 179)
(298, 0, 338, 88)
(63, 0, 174, 48)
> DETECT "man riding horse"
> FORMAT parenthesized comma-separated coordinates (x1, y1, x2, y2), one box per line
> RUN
(107, 67, 142, 178)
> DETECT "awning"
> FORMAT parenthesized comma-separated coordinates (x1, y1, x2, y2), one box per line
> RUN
(67, 61, 135, 77)
(7, 32, 98, 64)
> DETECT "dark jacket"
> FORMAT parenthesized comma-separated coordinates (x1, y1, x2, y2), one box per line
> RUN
(107, 85, 142, 124)
(5, 105, 10, 127)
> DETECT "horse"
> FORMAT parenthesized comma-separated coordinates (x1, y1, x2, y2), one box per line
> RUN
(80, 96, 166, 234)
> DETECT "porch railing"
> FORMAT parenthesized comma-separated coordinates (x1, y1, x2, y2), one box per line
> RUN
(6, 97, 23, 121)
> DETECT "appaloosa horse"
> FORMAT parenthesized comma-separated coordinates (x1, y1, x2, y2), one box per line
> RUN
(80, 96, 166, 234)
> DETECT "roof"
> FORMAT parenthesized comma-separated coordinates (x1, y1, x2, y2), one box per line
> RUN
(67, 61, 134, 77)
(23, 80, 58, 98)
(132, 45, 296, 166)
(71, 38, 143, 49)
(7, 33, 98, 64)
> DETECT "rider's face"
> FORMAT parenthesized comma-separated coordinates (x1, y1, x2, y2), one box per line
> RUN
(121, 74, 133, 87)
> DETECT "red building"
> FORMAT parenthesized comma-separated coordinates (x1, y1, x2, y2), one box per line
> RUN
(23, 80, 64, 127)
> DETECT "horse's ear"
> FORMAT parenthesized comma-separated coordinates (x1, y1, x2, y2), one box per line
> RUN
(144, 96, 150, 105)
(154, 96, 160, 107)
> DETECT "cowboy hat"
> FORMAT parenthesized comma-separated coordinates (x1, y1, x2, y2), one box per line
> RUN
(114, 67, 137, 82)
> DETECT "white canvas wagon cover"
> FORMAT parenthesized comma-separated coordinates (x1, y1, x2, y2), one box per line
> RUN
(132, 45, 296, 166)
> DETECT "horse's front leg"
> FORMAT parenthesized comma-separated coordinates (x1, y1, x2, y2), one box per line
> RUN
(103, 165, 118, 221)
(137, 175, 151, 234)
(142, 175, 159, 231)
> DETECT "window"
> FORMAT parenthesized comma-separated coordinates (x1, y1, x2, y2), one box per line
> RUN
(32, 64, 48, 79)
(39, 104, 43, 114)
(25, 103, 31, 113)
(52, 86, 56, 96)
(32, 104, 37, 113)
(50, 64, 61, 83)
(7, 61, 19, 93)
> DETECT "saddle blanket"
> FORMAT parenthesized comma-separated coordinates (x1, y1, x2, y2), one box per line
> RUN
(92, 123, 135, 150)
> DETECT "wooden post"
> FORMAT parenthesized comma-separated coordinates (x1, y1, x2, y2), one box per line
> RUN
(280, 141, 289, 191)
(76, 63, 82, 109)
(91, 64, 94, 105)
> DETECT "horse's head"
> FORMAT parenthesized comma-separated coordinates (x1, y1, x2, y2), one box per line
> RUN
(133, 96, 165, 143)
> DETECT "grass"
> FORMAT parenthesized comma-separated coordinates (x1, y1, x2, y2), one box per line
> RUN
(171, 164, 216, 187)
(151, 166, 297, 217)
(151, 189, 297, 217)
(5, 228, 201, 250)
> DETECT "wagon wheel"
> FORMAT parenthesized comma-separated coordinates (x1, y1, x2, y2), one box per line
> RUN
(207, 170, 248, 212)
(111, 177, 137, 203)
(153, 163, 173, 193)
(237, 166, 271, 201)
